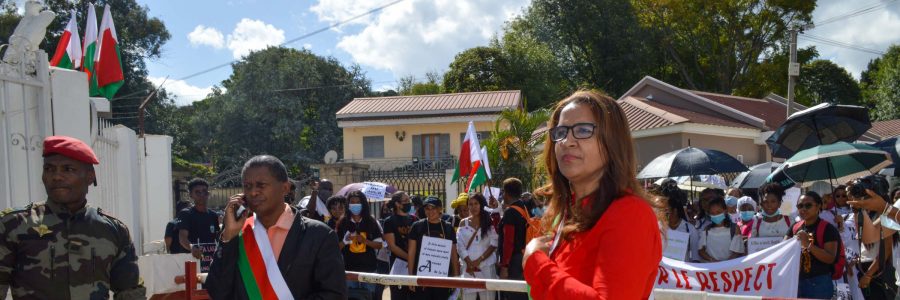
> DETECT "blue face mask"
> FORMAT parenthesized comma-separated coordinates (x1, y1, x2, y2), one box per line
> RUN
(761, 209, 780, 218)
(710, 213, 726, 225)
(349, 204, 362, 215)
(725, 196, 739, 207)
(532, 207, 545, 217)
(409, 206, 416, 216)
(740, 211, 755, 221)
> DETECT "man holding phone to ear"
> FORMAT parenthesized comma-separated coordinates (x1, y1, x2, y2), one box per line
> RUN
(206, 155, 346, 300)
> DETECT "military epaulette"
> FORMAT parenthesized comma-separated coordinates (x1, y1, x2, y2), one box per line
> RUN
(97, 208, 123, 222)
(0, 203, 34, 218)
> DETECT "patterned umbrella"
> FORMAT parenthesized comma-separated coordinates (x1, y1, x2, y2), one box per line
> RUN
(776, 142, 891, 186)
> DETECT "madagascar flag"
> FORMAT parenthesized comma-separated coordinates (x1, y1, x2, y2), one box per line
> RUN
(94, 4, 124, 100)
(82, 3, 99, 95)
(50, 10, 82, 70)
(237, 216, 294, 299)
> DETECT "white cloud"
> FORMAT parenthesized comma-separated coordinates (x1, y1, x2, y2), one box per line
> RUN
(226, 19, 286, 59)
(187, 25, 225, 49)
(802, 0, 900, 78)
(325, 0, 529, 77)
(303, 43, 313, 50)
(310, 0, 384, 28)
(150, 77, 218, 106)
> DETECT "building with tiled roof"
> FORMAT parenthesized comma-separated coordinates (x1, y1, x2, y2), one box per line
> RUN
(336, 91, 521, 171)
(616, 76, 805, 169)
(867, 119, 900, 139)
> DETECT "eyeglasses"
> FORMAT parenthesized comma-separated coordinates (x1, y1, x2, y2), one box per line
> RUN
(796, 203, 816, 210)
(550, 123, 597, 142)
(193, 191, 210, 196)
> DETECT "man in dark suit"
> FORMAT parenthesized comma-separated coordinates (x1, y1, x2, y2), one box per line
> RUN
(206, 155, 346, 299)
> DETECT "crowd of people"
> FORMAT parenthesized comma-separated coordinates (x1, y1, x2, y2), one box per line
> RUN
(655, 175, 900, 299)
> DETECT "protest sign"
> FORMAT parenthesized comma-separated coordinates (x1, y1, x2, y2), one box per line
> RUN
(747, 237, 784, 254)
(363, 182, 388, 201)
(655, 239, 800, 297)
(663, 229, 690, 261)
(416, 236, 453, 277)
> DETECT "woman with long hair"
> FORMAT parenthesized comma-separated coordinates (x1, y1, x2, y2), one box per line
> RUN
(522, 90, 662, 299)
(383, 191, 416, 300)
(337, 190, 384, 297)
(657, 179, 701, 262)
(456, 193, 498, 300)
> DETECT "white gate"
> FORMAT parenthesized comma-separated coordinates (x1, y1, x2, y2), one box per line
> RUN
(91, 116, 121, 215)
(0, 50, 52, 209)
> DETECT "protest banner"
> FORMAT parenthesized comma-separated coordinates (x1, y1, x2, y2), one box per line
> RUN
(416, 236, 453, 277)
(655, 239, 800, 297)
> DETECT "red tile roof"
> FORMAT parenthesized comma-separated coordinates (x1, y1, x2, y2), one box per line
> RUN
(336, 90, 521, 119)
(868, 119, 900, 139)
(689, 91, 794, 130)
(624, 97, 757, 130)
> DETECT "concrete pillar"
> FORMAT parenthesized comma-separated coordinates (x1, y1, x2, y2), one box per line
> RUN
(139, 135, 173, 254)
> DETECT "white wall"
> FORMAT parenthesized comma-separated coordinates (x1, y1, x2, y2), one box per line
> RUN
(139, 135, 173, 253)
(49, 67, 90, 142)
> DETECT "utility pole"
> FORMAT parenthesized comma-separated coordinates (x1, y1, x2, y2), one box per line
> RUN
(787, 27, 799, 118)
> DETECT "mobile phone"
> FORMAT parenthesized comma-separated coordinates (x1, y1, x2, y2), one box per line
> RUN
(234, 195, 247, 219)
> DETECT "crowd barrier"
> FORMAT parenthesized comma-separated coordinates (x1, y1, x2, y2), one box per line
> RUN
(160, 261, 812, 300)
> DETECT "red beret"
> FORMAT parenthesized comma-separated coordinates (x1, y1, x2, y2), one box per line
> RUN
(42, 136, 100, 165)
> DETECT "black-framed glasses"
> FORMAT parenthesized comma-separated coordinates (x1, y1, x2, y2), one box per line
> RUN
(796, 203, 815, 210)
(550, 123, 597, 142)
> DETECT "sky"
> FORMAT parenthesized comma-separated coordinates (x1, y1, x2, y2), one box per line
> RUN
(126, 0, 900, 106)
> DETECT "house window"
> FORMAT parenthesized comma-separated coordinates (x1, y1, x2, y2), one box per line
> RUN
(363, 136, 384, 159)
(412, 134, 450, 159)
(459, 131, 492, 144)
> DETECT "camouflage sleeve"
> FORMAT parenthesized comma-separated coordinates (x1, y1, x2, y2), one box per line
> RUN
(108, 220, 146, 300)
(0, 216, 14, 300)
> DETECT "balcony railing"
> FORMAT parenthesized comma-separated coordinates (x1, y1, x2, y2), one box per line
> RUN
(342, 156, 457, 171)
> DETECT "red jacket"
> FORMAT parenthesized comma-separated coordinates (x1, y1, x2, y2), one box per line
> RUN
(524, 194, 662, 299)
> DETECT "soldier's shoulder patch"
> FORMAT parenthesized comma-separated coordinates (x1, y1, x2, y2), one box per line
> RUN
(0, 203, 35, 218)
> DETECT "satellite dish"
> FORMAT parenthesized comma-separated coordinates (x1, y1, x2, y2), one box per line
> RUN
(324, 150, 338, 164)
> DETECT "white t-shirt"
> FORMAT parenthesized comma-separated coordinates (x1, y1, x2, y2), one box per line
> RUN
(751, 216, 792, 238)
(670, 219, 702, 262)
(700, 225, 745, 262)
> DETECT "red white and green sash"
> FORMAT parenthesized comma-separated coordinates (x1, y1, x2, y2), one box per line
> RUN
(237, 215, 294, 300)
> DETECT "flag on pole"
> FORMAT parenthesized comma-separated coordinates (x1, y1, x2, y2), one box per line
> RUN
(82, 3, 99, 95)
(466, 148, 489, 192)
(452, 121, 482, 184)
(50, 10, 82, 69)
(480, 146, 492, 180)
(94, 4, 124, 100)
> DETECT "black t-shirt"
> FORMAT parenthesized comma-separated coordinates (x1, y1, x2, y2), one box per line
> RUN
(165, 220, 189, 254)
(799, 219, 841, 279)
(176, 207, 221, 244)
(408, 218, 456, 275)
(337, 217, 383, 272)
(498, 200, 528, 257)
(383, 215, 415, 263)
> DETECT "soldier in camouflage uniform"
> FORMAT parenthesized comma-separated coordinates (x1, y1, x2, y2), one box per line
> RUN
(0, 136, 145, 299)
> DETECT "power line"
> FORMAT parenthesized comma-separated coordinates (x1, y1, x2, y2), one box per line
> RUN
(811, 0, 898, 29)
(175, 0, 405, 83)
(799, 33, 886, 55)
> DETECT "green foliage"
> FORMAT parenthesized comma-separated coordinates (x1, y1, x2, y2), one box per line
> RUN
(185, 47, 370, 171)
(482, 108, 550, 187)
(735, 46, 819, 99)
(631, 0, 815, 94)
(443, 46, 507, 93)
(399, 71, 444, 95)
(173, 156, 215, 178)
(797, 60, 861, 106)
(861, 45, 900, 121)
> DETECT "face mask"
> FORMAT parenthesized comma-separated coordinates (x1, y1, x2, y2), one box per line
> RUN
(349, 204, 362, 215)
(409, 206, 416, 216)
(532, 207, 545, 217)
(740, 211, 755, 221)
(710, 213, 726, 225)
(761, 209, 780, 218)
(402, 203, 412, 213)
(725, 196, 738, 207)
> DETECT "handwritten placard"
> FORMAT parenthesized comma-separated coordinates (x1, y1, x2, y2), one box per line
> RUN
(363, 182, 388, 201)
(482, 187, 501, 202)
(416, 236, 453, 277)
(747, 237, 784, 254)
(664, 229, 690, 261)
(195, 242, 217, 272)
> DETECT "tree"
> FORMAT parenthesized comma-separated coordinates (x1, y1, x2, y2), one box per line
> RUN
(524, 0, 660, 95)
(861, 45, 900, 121)
(734, 46, 818, 100)
(631, 0, 815, 94)
(796, 60, 861, 106)
(398, 71, 443, 95)
(481, 108, 550, 188)
(0, 0, 171, 131)
(187, 47, 370, 171)
(443, 46, 507, 93)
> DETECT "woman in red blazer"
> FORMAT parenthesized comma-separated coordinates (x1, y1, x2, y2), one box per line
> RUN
(523, 90, 663, 299)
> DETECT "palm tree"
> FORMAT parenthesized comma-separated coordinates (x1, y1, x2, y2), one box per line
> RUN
(482, 107, 550, 189)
